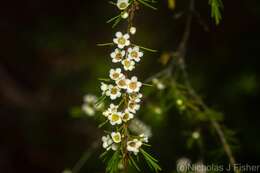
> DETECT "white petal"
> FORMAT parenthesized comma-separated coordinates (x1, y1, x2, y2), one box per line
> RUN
(116, 32, 122, 38)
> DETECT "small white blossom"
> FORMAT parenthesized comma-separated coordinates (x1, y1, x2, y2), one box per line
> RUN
(113, 32, 130, 49)
(116, 76, 128, 89)
(102, 135, 118, 151)
(126, 76, 142, 93)
(128, 46, 143, 62)
(128, 101, 140, 113)
(127, 139, 142, 155)
(122, 109, 134, 122)
(130, 27, 136, 35)
(82, 104, 95, 116)
(121, 11, 129, 19)
(106, 85, 121, 100)
(83, 94, 97, 103)
(139, 134, 149, 143)
(117, 0, 129, 10)
(110, 48, 125, 63)
(101, 82, 109, 94)
(103, 104, 118, 117)
(82, 94, 101, 116)
(109, 68, 124, 81)
(152, 78, 165, 90)
(108, 111, 123, 125)
(129, 92, 142, 103)
(111, 132, 122, 143)
(122, 58, 135, 71)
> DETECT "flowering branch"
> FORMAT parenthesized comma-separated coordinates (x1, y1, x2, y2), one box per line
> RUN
(97, 0, 161, 173)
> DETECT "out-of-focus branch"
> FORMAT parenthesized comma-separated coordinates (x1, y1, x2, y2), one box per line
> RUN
(146, 0, 239, 172)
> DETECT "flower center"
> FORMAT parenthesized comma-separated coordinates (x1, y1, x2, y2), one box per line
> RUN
(123, 113, 129, 120)
(124, 60, 130, 67)
(111, 87, 118, 94)
(111, 114, 120, 121)
(112, 73, 119, 79)
(118, 79, 126, 86)
(131, 51, 138, 58)
(118, 37, 126, 45)
(119, 2, 127, 9)
(113, 135, 120, 142)
(115, 53, 122, 60)
(129, 102, 135, 109)
(129, 141, 136, 147)
(129, 82, 137, 90)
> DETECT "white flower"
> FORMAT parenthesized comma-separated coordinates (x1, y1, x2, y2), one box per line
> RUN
(109, 68, 124, 81)
(128, 46, 143, 62)
(108, 111, 123, 125)
(111, 132, 122, 143)
(116, 76, 128, 89)
(102, 135, 118, 151)
(82, 94, 100, 116)
(113, 32, 130, 49)
(82, 104, 95, 116)
(117, 0, 129, 10)
(130, 27, 136, 35)
(127, 139, 142, 155)
(126, 76, 142, 93)
(83, 94, 97, 104)
(103, 104, 118, 117)
(129, 92, 142, 103)
(128, 101, 140, 113)
(152, 78, 165, 90)
(101, 82, 109, 94)
(102, 135, 113, 150)
(139, 134, 148, 143)
(122, 58, 135, 71)
(121, 11, 129, 19)
(122, 109, 134, 122)
(110, 48, 125, 63)
(106, 85, 121, 100)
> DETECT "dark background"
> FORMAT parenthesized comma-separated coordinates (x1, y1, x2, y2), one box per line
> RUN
(0, 0, 260, 172)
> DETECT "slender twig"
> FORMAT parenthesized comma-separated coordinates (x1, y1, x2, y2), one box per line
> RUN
(175, 1, 239, 172)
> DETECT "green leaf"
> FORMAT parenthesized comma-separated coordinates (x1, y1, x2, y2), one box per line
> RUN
(209, 0, 223, 25)
(129, 155, 141, 171)
(112, 16, 122, 28)
(97, 42, 114, 46)
(98, 120, 109, 128)
(106, 14, 121, 24)
(106, 151, 121, 173)
(137, 0, 157, 10)
(132, 43, 158, 53)
(98, 78, 111, 82)
(140, 149, 162, 172)
(95, 95, 106, 107)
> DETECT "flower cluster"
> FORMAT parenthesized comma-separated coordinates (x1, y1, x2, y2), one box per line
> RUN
(82, 94, 103, 116)
(100, 29, 148, 155)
